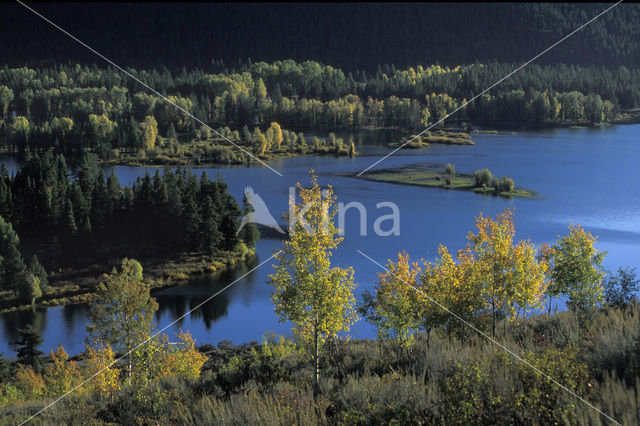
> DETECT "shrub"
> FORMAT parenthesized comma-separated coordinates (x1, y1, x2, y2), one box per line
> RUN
(444, 163, 456, 176)
(489, 177, 500, 189)
(473, 168, 493, 187)
(14, 365, 45, 399)
(604, 267, 639, 308)
(498, 176, 515, 192)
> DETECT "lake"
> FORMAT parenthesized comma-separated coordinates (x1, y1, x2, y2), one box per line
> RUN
(2, 124, 640, 357)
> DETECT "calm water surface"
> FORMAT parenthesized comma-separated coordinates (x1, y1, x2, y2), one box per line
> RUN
(1, 125, 639, 356)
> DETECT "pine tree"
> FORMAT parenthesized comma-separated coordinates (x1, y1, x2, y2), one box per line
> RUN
(15, 324, 44, 372)
(239, 193, 259, 248)
(200, 196, 221, 257)
(0, 215, 26, 292)
(63, 198, 78, 238)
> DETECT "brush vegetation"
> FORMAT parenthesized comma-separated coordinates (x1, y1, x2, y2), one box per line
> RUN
(1, 305, 639, 425)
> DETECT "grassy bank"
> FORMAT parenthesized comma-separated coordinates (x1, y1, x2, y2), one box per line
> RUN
(344, 165, 538, 199)
(0, 248, 255, 314)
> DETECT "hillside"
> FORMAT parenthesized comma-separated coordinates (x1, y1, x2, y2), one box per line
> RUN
(1, 3, 640, 71)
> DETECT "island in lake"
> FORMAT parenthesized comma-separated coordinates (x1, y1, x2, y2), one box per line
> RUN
(343, 163, 537, 199)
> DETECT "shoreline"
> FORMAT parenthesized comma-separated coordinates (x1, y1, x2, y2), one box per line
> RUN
(0, 249, 257, 314)
(3, 119, 638, 169)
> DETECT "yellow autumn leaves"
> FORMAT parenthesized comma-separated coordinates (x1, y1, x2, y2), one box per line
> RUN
(268, 171, 358, 390)
(376, 209, 550, 340)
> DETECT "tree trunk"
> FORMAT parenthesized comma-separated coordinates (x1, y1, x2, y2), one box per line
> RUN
(127, 338, 132, 386)
(313, 323, 319, 397)
(491, 301, 496, 338)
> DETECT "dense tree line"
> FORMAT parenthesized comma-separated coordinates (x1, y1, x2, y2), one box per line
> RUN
(0, 149, 254, 303)
(2, 4, 640, 71)
(0, 61, 637, 163)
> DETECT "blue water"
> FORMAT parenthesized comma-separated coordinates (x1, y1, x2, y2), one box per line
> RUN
(1, 124, 639, 356)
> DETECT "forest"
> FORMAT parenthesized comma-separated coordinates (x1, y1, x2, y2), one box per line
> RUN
(0, 177, 638, 424)
(0, 149, 258, 311)
(2, 4, 640, 71)
(0, 60, 638, 166)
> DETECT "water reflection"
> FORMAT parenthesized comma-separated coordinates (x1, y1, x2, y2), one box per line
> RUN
(153, 255, 260, 331)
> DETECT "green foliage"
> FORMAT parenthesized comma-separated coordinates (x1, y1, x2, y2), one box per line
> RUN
(0, 59, 636, 164)
(473, 168, 493, 187)
(373, 252, 423, 349)
(0, 152, 248, 308)
(0, 353, 10, 383)
(498, 176, 515, 192)
(0, 215, 26, 293)
(27, 255, 48, 294)
(549, 225, 606, 315)
(444, 163, 456, 176)
(19, 272, 41, 305)
(0, 85, 13, 121)
(604, 267, 639, 308)
(2, 305, 640, 424)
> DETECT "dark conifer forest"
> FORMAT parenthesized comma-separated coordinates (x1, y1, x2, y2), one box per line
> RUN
(2, 3, 640, 71)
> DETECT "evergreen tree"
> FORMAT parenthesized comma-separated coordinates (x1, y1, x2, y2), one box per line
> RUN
(200, 196, 221, 257)
(0, 215, 26, 292)
(15, 324, 44, 373)
(239, 192, 260, 249)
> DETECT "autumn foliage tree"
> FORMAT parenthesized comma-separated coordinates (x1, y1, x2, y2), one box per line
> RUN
(265, 122, 283, 151)
(140, 115, 159, 150)
(547, 224, 606, 316)
(268, 171, 358, 393)
(43, 346, 81, 396)
(374, 251, 423, 349)
(157, 331, 208, 381)
(467, 209, 548, 337)
(419, 244, 483, 340)
(86, 258, 158, 385)
(85, 344, 120, 400)
(372, 209, 549, 341)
